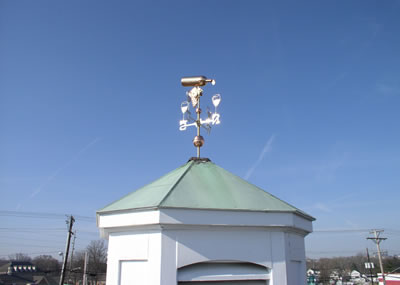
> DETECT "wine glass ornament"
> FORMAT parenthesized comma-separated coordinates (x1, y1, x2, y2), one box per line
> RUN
(212, 94, 221, 107)
(181, 101, 189, 115)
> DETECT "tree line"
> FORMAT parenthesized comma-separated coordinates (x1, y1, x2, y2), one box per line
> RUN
(307, 253, 400, 283)
(1, 240, 107, 284)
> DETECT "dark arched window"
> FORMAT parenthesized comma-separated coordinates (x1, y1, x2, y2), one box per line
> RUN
(178, 261, 271, 284)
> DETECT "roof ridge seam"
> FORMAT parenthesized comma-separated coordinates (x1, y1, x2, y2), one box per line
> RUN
(158, 161, 195, 206)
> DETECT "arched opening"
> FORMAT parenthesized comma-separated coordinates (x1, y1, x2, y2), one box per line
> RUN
(177, 261, 270, 285)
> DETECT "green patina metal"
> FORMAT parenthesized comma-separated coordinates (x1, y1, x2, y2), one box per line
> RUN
(98, 160, 314, 220)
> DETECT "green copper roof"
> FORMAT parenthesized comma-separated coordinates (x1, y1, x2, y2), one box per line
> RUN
(98, 159, 314, 220)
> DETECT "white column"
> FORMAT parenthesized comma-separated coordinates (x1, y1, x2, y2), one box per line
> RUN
(270, 231, 288, 285)
(159, 230, 177, 285)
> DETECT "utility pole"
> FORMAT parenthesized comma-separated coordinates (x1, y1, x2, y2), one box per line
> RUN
(82, 251, 88, 285)
(68, 231, 76, 284)
(366, 248, 375, 285)
(367, 229, 387, 285)
(59, 215, 75, 285)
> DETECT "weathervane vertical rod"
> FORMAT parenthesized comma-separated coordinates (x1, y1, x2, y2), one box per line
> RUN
(196, 96, 201, 158)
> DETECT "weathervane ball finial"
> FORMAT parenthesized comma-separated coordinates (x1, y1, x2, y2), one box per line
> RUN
(193, 136, 205, 148)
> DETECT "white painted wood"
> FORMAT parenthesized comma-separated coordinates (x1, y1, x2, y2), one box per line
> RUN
(105, 230, 163, 285)
(169, 228, 272, 269)
(98, 210, 159, 229)
(98, 208, 312, 285)
(119, 260, 148, 285)
(159, 208, 312, 233)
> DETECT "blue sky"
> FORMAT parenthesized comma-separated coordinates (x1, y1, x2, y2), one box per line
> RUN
(1, 0, 399, 259)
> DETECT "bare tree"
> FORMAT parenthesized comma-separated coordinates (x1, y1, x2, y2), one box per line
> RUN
(317, 258, 333, 284)
(69, 240, 107, 284)
(383, 256, 400, 273)
(68, 250, 85, 285)
(87, 240, 107, 276)
(308, 253, 383, 284)
(33, 255, 60, 273)
(8, 253, 32, 262)
(0, 258, 8, 265)
(71, 250, 85, 271)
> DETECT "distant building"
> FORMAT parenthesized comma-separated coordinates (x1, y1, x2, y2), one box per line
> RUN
(306, 269, 320, 284)
(349, 270, 368, 283)
(306, 268, 320, 277)
(378, 273, 400, 285)
(350, 270, 361, 279)
(0, 261, 37, 275)
(0, 261, 58, 285)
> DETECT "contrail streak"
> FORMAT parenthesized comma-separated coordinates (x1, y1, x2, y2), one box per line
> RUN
(28, 137, 101, 200)
(244, 134, 275, 180)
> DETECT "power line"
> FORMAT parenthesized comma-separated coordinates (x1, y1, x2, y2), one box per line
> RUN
(0, 229, 98, 241)
(0, 234, 65, 243)
(0, 210, 95, 222)
(0, 243, 63, 249)
(0, 251, 60, 257)
(0, 227, 66, 232)
(0, 227, 98, 233)
(314, 229, 375, 233)
(307, 249, 369, 254)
